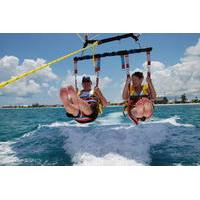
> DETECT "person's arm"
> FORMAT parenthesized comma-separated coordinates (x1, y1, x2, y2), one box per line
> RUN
(94, 87, 108, 107)
(146, 76, 157, 101)
(122, 77, 131, 100)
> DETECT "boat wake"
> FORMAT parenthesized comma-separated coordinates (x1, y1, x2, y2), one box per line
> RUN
(1, 112, 194, 166)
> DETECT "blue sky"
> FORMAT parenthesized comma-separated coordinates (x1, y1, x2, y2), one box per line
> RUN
(0, 33, 200, 105)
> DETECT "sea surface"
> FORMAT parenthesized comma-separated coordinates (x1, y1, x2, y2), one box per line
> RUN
(0, 104, 200, 166)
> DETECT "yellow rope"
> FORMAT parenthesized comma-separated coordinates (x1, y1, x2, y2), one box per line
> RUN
(92, 45, 96, 67)
(0, 41, 98, 89)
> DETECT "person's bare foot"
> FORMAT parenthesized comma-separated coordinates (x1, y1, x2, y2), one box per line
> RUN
(144, 104, 153, 118)
(60, 87, 69, 99)
(131, 107, 143, 118)
(131, 108, 137, 116)
(142, 98, 153, 118)
(67, 86, 76, 97)
(67, 85, 79, 104)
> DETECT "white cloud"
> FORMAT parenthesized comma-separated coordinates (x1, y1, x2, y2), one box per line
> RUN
(15, 97, 28, 105)
(139, 39, 200, 98)
(0, 56, 19, 80)
(2, 79, 41, 97)
(19, 58, 58, 82)
(184, 38, 200, 56)
(48, 86, 58, 97)
(42, 83, 49, 88)
(0, 56, 59, 97)
(61, 70, 112, 90)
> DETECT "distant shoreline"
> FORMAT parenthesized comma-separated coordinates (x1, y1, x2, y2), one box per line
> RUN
(155, 103, 200, 106)
(109, 103, 200, 107)
(0, 107, 64, 110)
(0, 103, 200, 110)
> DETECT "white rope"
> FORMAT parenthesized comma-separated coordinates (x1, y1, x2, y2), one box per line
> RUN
(76, 33, 84, 42)
(90, 34, 102, 40)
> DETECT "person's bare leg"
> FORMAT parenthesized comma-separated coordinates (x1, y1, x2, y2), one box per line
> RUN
(60, 87, 79, 116)
(67, 85, 93, 115)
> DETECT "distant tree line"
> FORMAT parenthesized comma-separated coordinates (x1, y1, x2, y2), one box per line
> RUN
(1, 94, 200, 109)
(155, 94, 200, 104)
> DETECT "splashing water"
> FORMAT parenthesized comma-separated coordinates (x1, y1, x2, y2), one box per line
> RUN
(0, 105, 199, 165)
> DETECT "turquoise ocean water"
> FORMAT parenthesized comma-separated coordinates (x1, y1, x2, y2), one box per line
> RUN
(0, 104, 200, 166)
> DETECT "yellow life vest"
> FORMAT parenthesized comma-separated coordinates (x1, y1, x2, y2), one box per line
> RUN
(130, 84, 149, 96)
(124, 84, 149, 112)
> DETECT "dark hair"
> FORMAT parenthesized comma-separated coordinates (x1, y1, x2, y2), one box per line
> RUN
(132, 72, 144, 79)
(82, 76, 92, 83)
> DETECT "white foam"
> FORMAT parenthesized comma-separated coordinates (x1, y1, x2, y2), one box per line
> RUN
(22, 126, 41, 138)
(175, 163, 184, 166)
(35, 111, 126, 130)
(41, 121, 90, 128)
(149, 116, 194, 127)
(21, 122, 77, 138)
(36, 110, 127, 130)
(22, 132, 35, 138)
(0, 141, 21, 165)
(42, 121, 72, 128)
(62, 122, 169, 166)
(111, 125, 136, 130)
(73, 152, 143, 166)
(97, 112, 125, 125)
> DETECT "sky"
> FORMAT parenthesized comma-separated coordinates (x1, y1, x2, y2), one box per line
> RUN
(0, 33, 200, 106)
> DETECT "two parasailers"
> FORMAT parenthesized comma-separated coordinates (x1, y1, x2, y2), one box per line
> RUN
(60, 70, 156, 125)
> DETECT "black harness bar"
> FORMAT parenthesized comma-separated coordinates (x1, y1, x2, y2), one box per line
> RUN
(74, 47, 152, 62)
(83, 33, 140, 48)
